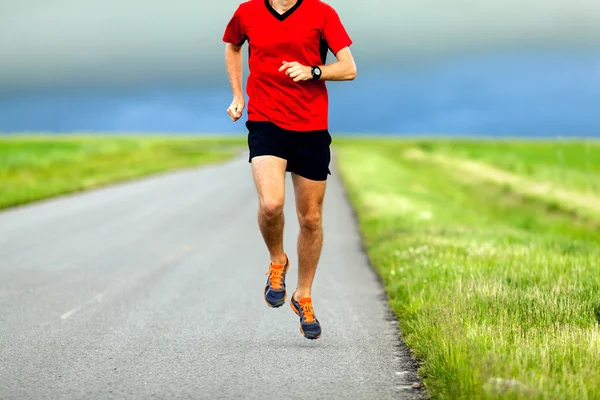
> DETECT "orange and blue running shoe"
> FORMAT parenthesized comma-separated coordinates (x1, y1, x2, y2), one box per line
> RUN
(290, 290, 321, 340)
(264, 255, 289, 308)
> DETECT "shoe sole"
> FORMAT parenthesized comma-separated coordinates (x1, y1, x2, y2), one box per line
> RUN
(264, 259, 290, 309)
(290, 300, 321, 340)
(264, 293, 286, 308)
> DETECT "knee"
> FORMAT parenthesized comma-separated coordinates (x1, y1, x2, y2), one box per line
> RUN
(261, 198, 284, 220)
(298, 211, 322, 232)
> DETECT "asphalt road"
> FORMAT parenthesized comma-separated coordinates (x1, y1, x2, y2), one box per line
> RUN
(0, 155, 423, 399)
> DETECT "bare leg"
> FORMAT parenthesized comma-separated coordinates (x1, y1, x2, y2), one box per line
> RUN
(291, 173, 327, 299)
(251, 156, 288, 265)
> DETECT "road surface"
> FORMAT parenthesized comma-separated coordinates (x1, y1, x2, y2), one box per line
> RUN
(0, 155, 423, 399)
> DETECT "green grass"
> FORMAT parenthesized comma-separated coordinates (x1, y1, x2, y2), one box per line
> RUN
(335, 138, 600, 400)
(413, 139, 600, 195)
(0, 135, 245, 210)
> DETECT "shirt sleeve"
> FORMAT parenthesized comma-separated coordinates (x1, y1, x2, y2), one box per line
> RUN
(322, 6, 352, 55)
(222, 6, 246, 46)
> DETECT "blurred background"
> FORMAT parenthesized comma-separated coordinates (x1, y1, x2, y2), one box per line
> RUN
(1, 0, 599, 136)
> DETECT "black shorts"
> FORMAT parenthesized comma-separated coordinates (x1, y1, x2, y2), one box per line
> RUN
(246, 121, 332, 181)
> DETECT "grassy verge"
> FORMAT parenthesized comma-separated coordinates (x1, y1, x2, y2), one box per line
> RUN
(0, 135, 245, 210)
(336, 139, 600, 399)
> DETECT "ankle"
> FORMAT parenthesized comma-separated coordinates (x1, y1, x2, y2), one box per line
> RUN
(294, 288, 311, 300)
(270, 252, 287, 266)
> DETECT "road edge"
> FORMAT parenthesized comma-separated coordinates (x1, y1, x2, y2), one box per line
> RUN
(331, 152, 427, 399)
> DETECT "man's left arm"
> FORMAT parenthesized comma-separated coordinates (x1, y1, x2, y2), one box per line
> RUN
(280, 48, 356, 82)
(319, 47, 356, 81)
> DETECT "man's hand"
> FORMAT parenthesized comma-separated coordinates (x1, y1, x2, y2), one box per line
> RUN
(227, 96, 245, 122)
(279, 61, 313, 82)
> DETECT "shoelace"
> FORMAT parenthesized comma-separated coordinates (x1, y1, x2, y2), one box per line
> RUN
(266, 265, 284, 290)
(300, 300, 316, 323)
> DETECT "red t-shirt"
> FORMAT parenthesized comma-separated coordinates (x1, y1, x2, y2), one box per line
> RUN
(222, 0, 352, 131)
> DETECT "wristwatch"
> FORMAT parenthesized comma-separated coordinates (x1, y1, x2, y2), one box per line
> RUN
(311, 66, 322, 80)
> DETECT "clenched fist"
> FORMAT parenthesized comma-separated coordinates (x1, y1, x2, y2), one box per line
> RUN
(227, 96, 245, 122)
(279, 61, 313, 82)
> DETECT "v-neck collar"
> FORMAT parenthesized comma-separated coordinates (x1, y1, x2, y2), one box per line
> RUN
(264, 0, 303, 21)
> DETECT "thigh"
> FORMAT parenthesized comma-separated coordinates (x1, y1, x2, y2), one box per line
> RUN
(291, 172, 327, 218)
(252, 156, 287, 205)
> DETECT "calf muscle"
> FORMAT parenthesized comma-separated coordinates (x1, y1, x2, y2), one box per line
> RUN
(292, 173, 327, 299)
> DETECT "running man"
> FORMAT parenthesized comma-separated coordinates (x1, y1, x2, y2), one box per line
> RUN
(222, 0, 356, 339)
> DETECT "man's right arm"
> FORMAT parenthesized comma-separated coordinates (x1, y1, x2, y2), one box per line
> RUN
(225, 43, 245, 122)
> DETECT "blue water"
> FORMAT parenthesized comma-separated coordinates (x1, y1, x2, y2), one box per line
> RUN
(1, 49, 599, 136)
